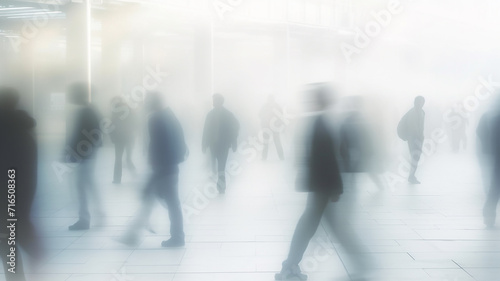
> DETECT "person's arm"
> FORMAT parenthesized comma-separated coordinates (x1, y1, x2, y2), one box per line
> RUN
(202, 113, 210, 153)
(231, 113, 239, 152)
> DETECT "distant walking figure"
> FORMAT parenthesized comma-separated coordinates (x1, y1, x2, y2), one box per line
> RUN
(397, 96, 426, 184)
(0, 87, 42, 281)
(260, 95, 285, 160)
(64, 83, 104, 231)
(202, 94, 239, 194)
(109, 96, 136, 184)
(276, 84, 369, 281)
(119, 92, 187, 247)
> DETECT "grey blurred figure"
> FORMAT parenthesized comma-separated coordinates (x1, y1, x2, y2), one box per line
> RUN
(397, 96, 426, 184)
(276, 84, 370, 281)
(109, 96, 137, 184)
(119, 91, 187, 247)
(64, 83, 104, 231)
(202, 94, 239, 194)
(481, 97, 500, 228)
(0, 87, 42, 281)
(340, 96, 386, 190)
(260, 95, 285, 160)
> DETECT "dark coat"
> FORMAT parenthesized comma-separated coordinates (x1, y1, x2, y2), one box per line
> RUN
(202, 107, 239, 152)
(66, 105, 102, 162)
(297, 115, 343, 195)
(148, 108, 187, 167)
(0, 109, 40, 257)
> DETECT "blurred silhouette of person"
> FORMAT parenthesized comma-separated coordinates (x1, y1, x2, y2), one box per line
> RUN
(202, 93, 239, 194)
(482, 97, 500, 228)
(477, 108, 495, 195)
(397, 96, 426, 184)
(0, 87, 42, 281)
(340, 96, 385, 190)
(109, 96, 136, 184)
(276, 84, 369, 281)
(260, 95, 285, 160)
(449, 110, 469, 152)
(64, 83, 104, 230)
(119, 91, 187, 247)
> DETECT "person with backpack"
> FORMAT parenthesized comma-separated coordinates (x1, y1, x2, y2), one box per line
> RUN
(119, 91, 187, 248)
(397, 96, 426, 184)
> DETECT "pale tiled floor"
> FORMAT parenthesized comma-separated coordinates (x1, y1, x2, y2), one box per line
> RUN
(7, 141, 500, 281)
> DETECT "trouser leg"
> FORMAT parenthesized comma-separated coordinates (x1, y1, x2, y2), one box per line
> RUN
(216, 149, 229, 192)
(75, 161, 91, 223)
(113, 143, 124, 182)
(285, 192, 330, 266)
(274, 133, 285, 160)
(160, 172, 184, 240)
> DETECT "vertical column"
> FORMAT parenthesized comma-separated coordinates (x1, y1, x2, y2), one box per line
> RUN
(65, 1, 90, 99)
(194, 19, 214, 97)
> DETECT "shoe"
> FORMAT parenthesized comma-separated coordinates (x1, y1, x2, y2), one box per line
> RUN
(68, 220, 89, 231)
(408, 177, 421, 184)
(161, 238, 185, 248)
(484, 217, 495, 229)
(275, 263, 308, 280)
(115, 233, 140, 247)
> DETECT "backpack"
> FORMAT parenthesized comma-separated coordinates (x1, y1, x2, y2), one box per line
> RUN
(397, 112, 409, 141)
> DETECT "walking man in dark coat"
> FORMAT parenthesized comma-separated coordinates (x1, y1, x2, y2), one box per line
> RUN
(202, 93, 239, 194)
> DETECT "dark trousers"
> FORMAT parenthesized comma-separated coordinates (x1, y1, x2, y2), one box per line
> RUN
(284, 191, 366, 270)
(262, 132, 284, 160)
(407, 139, 423, 179)
(131, 166, 184, 240)
(211, 148, 229, 192)
(75, 159, 102, 223)
(113, 140, 134, 183)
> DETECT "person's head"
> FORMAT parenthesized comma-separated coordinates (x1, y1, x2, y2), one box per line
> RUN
(0, 87, 20, 111)
(213, 93, 224, 108)
(304, 83, 335, 112)
(144, 91, 164, 112)
(414, 96, 425, 109)
(67, 83, 90, 105)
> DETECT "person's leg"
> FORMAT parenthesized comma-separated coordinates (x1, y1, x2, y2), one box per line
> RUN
(408, 140, 422, 183)
(125, 138, 136, 171)
(216, 149, 229, 193)
(70, 161, 91, 230)
(273, 133, 285, 160)
(119, 171, 159, 245)
(262, 132, 270, 160)
(284, 193, 330, 266)
(324, 198, 370, 277)
(113, 143, 125, 183)
(159, 169, 185, 247)
(483, 175, 500, 227)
